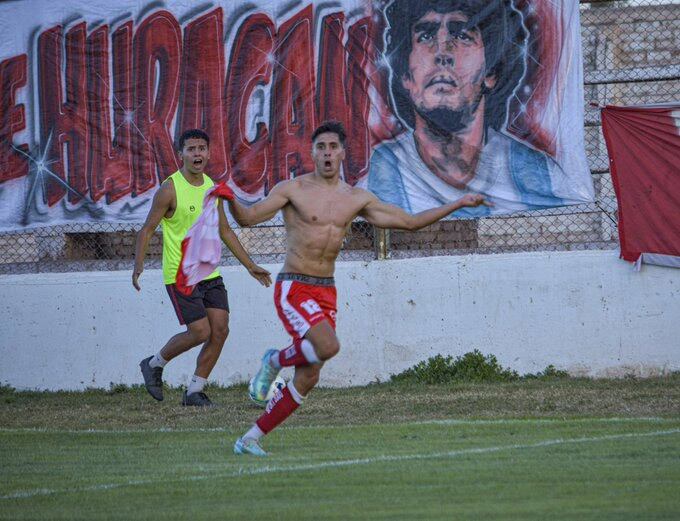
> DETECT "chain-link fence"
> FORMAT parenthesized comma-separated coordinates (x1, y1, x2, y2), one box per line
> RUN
(1, 0, 678, 274)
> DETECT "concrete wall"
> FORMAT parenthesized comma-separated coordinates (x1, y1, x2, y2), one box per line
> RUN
(1, 250, 678, 391)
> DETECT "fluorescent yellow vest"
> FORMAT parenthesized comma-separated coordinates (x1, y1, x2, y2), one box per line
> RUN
(161, 171, 220, 284)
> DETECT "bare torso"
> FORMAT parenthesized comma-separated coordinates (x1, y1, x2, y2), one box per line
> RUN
(281, 174, 370, 277)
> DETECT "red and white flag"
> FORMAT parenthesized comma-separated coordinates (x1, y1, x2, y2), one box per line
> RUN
(176, 182, 235, 295)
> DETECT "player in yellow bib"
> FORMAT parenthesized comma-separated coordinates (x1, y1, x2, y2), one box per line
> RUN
(133, 129, 272, 406)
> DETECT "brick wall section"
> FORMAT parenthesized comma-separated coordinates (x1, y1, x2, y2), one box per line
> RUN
(581, 4, 679, 72)
(582, 3, 680, 172)
(0, 234, 39, 263)
(63, 232, 163, 260)
(390, 220, 478, 251)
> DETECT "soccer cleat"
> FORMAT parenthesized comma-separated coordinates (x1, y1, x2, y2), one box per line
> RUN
(248, 349, 281, 405)
(233, 437, 267, 456)
(139, 356, 164, 401)
(181, 391, 214, 407)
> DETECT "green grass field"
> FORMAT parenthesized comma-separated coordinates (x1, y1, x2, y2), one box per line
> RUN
(2, 378, 679, 520)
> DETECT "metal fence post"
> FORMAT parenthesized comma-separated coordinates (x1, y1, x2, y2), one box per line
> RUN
(374, 227, 390, 260)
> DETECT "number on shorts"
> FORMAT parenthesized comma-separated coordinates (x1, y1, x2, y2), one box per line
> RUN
(300, 299, 322, 315)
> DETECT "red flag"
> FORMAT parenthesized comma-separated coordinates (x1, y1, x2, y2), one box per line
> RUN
(601, 104, 680, 268)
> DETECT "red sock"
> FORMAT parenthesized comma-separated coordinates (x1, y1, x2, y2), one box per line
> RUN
(278, 338, 312, 367)
(255, 386, 300, 434)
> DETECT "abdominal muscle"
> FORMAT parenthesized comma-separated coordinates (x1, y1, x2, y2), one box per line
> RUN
(281, 211, 348, 278)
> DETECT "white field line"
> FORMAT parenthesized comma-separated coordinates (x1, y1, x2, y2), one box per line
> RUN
(2, 428, 679, 501)
(0, 417, 676, 435)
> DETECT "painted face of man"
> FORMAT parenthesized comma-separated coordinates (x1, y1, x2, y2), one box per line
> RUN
(312, 132, 346, 178)
(180, 138, 210, 175)
(401, 10, 497, 132)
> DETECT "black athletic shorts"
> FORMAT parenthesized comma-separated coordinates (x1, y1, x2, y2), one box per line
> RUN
(165, 276, 229, 325)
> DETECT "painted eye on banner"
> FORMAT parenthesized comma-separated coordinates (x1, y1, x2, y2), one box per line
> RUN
(190, 205, 196, 212)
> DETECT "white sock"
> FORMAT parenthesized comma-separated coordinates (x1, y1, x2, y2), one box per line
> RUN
(187, 374, 207, 395)
(243, 424, 265, 441)
(299, 339, 320, 364)
(149, 353, 168, 369)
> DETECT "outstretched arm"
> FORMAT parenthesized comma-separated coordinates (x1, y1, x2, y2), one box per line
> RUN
(226, 181, 291, 226)
(359, 192, 491, 231)
(217, 203, 272, 287)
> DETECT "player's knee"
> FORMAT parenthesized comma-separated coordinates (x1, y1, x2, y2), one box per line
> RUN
(317, 337, 340, 361)
(189, 322, 211, 344)
(197, 330, 211, 345)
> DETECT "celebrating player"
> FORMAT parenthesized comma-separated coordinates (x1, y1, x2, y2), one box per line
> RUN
(229, 121, 490, 455)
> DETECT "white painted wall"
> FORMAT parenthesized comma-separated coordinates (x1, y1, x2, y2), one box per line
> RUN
(1, 250, 678, 391)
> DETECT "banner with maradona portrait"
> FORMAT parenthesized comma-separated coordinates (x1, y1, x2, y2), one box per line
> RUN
(0, 0, 592, 230)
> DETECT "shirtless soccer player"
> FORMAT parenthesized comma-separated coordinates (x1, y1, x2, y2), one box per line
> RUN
(133, 129, 271, 407)
(230, 121, 490, 455)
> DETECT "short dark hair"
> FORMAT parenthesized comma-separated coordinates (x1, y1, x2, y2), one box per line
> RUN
(383, 0, 526, 132)
(178, 129, 210, 150)
(311, 121, 346, 146)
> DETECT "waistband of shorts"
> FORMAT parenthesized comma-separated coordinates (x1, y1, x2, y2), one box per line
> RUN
(277, 272, 335, 286)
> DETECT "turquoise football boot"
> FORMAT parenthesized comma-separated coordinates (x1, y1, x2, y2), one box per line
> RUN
(233, 437, 267, 456)
(248, 349, 281, 406)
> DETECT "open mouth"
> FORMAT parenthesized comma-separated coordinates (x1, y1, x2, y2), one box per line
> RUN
(193, 159, 203, 166)
(324, 160, 332, 168)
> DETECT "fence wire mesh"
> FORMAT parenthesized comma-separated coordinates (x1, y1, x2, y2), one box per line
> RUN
(1, 0, 678, 274)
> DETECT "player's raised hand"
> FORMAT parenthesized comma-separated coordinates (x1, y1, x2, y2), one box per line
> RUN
(460, 193, 493, 208)
(248, 264, 272, 287)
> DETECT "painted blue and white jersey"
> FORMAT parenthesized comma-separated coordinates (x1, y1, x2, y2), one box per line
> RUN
(366, 129, 568, 218)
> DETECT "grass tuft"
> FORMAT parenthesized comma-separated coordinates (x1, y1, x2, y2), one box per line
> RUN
(391, 352, 576, 384)
(523, 364, 570, 380)
(390, 350, 519, 384)
(0, 382, 16, 395)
